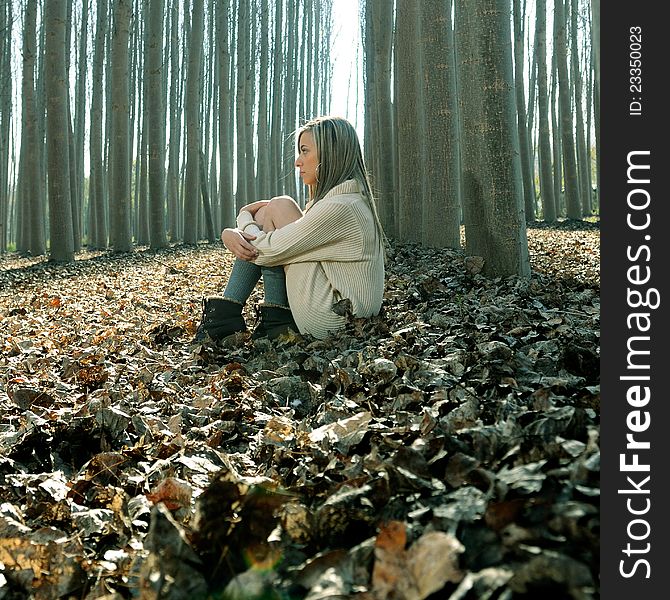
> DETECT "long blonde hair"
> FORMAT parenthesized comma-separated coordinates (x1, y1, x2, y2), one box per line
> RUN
(297, 116, 385, 242)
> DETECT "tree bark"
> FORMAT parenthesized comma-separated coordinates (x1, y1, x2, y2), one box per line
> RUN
(45, 0, 74, 261)
(554, 0, 581, 219)
(184, 0, 204, 243)
(147, 0, 167, 248)
(19, 0, 45, 255)
(455, 0, 530, 277)
(89, 0, 108, 249)
(421, 0, 460, 248)
(395, 0, 424, 243)
(109, 0, 132, 252)
(218, 0, 235, 227)
(535, 0, 556, 222)
(513, 0, 535, 221)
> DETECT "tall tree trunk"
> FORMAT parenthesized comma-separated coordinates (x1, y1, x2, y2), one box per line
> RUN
(554, 0, 580, 219)
(19, 0, 45, 255)
(218, 0, 235, 227)
(513, 0, 535, 221)
(89, 0, 108, 249)
(45, 0, 74, 261)
(395, 0, 424, 243)
(257, 0, 271, 200)
(550, 57, 563, 215)
(183, 0, 204, 243)
(244, 0, 256, 203)
(283, 0, 298, 200)
(366, 0, 396, 238)
(591, 0, 600, 205)
(421, 0, 460, 248)
(167, 0, 181, 240)
(74, 0, 89, 245)
(235, 0, 249, 210)
(455, 0, 530, 277)
(535, 0, 556, 222)
(270, 0, 283, 193)
(571, 0, 590, 215)
(0, 0, 12, 252)
(147, 0, 167, 248)
(109, 0, 132, 252)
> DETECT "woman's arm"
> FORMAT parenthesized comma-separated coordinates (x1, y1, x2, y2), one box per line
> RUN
(221, 228, 259, 261)
(238, 199, 270, 216)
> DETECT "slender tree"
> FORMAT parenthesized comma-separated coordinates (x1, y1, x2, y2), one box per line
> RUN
(74, 0, 89, 245)
(455, 0, 530, 277)
(421, 0, 460, 248)
(571, 0, 590, 215)
(365, 0, 396, 237)
(89, 0, 108, 249)
(535, 0, 556, 222)
(395, 0, 424, 243)
(146, 0, 167, 248)
(218, 0, 235, 227)
(45, 0, 74, 261)
(554, 0, 581, 219)
(513, 0, 535, 221)
(0, 0, 13, 252)
(183, 0, 204, 243)
(109, 0, 132, 252)
(18, 0, 45, 255)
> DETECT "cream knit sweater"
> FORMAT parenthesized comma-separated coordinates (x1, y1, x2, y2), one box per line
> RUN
(236, 180, 385, 339)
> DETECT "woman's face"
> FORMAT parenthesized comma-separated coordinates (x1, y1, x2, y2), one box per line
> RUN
(295, 131, 319, 186)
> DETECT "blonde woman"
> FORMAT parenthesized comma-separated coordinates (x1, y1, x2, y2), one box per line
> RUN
(195, 116, 385, 342)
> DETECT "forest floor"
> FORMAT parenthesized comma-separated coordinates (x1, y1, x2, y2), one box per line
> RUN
(0, 220, 599, 600)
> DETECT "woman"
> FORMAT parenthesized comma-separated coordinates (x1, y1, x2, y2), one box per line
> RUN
(195, 115, 385, 342)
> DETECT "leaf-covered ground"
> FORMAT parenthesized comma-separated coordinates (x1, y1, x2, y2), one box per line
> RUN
(0, 221, 599, 600)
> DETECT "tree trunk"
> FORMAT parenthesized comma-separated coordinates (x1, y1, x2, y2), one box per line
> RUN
(109, 0, 132, 252)
(19, 0, 45, 256)
(89, 0, 108, 249)
(45, 0, 74, 261)
(270, 0, 283, 193)
(218, 0, 235, 227)
(74, 0, 89, 246)
(554, 0, 580, 219)
(550, 57, 563, 215)
(455, 0, 530, 277)
(147, 0, 167, 248)
(0, 0, 12, 252)
(513, 0, 535, 221)
(184, 0, 204, 243)
(257, 0, 271, 200)
(535, 0, 556, 222)
(395, 0, 424, 243)
(366, 0, 396, 238)
(166, 0, 181, 240)
(571, 0, 590, 215)
(235, 0, 249, 210)
(421, 0, 460, 248)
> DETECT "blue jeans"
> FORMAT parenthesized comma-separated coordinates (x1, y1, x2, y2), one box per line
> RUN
(223, 259, 289, 307)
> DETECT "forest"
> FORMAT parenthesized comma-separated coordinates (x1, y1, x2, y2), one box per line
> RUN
(0, 0, 600, 598)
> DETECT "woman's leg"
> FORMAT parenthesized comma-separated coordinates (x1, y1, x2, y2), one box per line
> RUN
(255, 195, 303, 232)
(222, 259, 262, 305)
(255, 196, 304, 307)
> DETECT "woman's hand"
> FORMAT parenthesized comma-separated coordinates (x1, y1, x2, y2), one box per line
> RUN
(239, 200, 270, 217)
(221, 228, 259, 261)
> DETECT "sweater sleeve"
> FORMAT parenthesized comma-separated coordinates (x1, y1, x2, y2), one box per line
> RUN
(251, 198, 366, 267)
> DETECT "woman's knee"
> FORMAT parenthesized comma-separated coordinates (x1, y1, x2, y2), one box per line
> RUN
(267, 195, 303, 228)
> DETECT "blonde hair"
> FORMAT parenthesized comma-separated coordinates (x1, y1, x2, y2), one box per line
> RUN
(297, 116, 386, 242)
